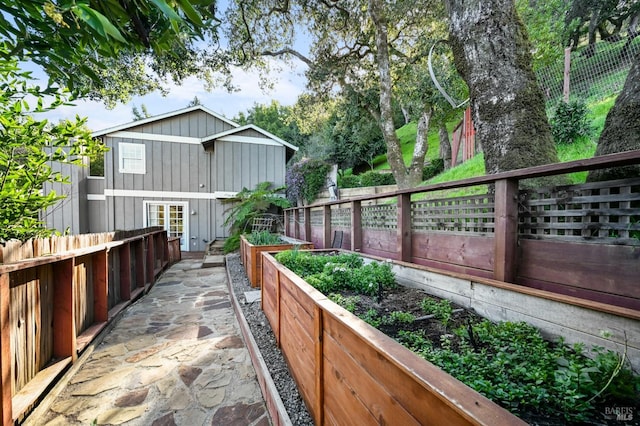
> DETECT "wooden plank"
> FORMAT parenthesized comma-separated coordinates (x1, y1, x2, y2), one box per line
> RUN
(518, 239, 639, 298)
(351, 201, 362, 252)
(322, 330, 422, 425)
(119, 244, 131, 301)
(313, 305, 323, 426)
(93, 251, 108, 323)
(494, 179, 518, 282)
(11, 357, 72, 422)
(362, 229, 398, 258)
(52, 259, 76, 361)
(304, 208, 311, 242)
(1, 273, 11, 425)
(323, 206, 331, 249)
(412, 233, 494, 271)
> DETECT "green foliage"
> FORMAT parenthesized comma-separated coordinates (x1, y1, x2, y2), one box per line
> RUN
(337, 174, 360, 189)
(359, 171, 396, 187)
(362, 309, 382, 328)
(0, 58, 106, 241)
(421, 298, 454, 329)
(285, 159, 331, 205)
(0, 0, 211, 96)
(327, 293, 360, 313)
(381, 311, 416, 325)
(235, 101, 307, 150)
(274, 250, 396, 296)
(550, 100, 593, 145)
(221, 182, 290, 253)
(245, 231, 283, 246)
(397, 320, 640, 421)
(422, 159, 445, 181)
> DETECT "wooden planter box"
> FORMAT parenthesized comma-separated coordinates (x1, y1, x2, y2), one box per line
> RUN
(240, 235, 313, 287)
(260, 250, 640, 424)
(260, 251, 526, 425)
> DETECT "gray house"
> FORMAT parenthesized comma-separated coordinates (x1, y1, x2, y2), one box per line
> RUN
(44, 105, 297, 251)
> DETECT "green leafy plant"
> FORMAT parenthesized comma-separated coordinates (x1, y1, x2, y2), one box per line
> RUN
(382, 311, 416, 325)
(221, 182, 290, 253)
(0, 55, 107, 242)
(397, 320, 640, 422)
(246, 231, 283, 245)
(361, 309, 382, 328)
(550, 99, 592, 145)
(285, 158, 331, 205)
(328, 293, 360, 313)
(274, 250, 396, 296)
(421, 298, 454, 329)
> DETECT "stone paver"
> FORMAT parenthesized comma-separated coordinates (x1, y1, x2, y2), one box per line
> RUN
(31, 259, 270, 426)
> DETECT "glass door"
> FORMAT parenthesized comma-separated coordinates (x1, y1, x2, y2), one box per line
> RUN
(145, 202, 189, 251)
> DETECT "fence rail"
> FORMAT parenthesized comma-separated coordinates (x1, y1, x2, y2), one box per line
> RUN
(285, 150, 640, 312)
(0, 228, 176, 424)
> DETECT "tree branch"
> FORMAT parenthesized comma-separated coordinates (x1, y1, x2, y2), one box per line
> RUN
(261, 47, 314, 66)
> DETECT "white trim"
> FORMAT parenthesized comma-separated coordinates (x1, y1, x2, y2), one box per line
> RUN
(87, 176, 105, 180)
(92, 105, 238, 137)
(201, 124, 298, 151)
(143, 201, 190, 251)
(87, 194, 106, 201)
(218, 135, 282, 147)
(118, 142, 146, 174)
(104, 189, 238, 199)
(110, 131, 202, 145)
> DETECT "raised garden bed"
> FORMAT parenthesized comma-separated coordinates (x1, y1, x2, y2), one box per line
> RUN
(260, 249, 640, 425)
(240, 233, 313, 287)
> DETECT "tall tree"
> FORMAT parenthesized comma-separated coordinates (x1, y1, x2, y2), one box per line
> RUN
(587, 50, 640, 181)
(226, 0, 445, 188)
(445, 0, 560, 176)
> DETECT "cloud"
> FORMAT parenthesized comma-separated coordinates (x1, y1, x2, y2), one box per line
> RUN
(39, 59, 308, 131)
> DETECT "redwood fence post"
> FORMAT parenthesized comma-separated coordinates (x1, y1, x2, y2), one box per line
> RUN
(304, 208, 311, 243)
(351, 201, 362, 252)
(494, 178, 519, 282)
(294, 208, 301, 239)
(120, 243, 132, 301)
(314, 305, 324, 425)
(52, 259, 77, 362)
(284, 209, 291, 237)
(146, 235, 154, 286)
(323, 205, 332, 249)
(0, 272, 11, 425)
(135, 240, 145, 292)
(398, 193, 412, 262)
(93, 250, 109, 323)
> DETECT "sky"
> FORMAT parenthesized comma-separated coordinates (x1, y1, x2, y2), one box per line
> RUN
(35, 60, 308, 133)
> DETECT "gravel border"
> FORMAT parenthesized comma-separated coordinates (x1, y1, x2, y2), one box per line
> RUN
(225, 253, 314, 425)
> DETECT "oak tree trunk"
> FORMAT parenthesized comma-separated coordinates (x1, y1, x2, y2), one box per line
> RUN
(587, 50, 640, 181)
(439, 123, 452, 170)
(445, 0, 559, 176)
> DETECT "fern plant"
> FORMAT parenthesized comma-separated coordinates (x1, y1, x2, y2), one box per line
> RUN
(221, 182, 290, 252)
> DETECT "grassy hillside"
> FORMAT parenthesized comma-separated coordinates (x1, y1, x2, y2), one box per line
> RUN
(370, 96, 616, 186)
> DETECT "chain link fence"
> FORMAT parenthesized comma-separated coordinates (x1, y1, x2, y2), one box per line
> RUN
(536, 35, 640, 104)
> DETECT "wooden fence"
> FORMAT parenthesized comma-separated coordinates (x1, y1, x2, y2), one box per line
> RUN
(285, 150, 640, 311)
(0, 228, 176, 424)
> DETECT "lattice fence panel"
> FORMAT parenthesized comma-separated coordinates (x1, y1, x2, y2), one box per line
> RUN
(330, 207, 352, 228)
(412, 194, 495, 235)
(519, 177, 640, 245)
(362, 204, 397, 230)
(310, 209, 323, 227)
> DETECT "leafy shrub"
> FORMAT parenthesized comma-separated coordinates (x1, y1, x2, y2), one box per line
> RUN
(337, 174, 360, 189)
(285, 159, 331, 205)
(550, 100, 592, 144)
(397, 320, 640, 422)
(359, 170, 396, 187)
(274, 250, 396, 296)
(422, 158, 445, 181)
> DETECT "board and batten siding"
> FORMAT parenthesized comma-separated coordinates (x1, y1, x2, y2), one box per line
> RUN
(127, 110, 235, 138)
(214, 140, 285, 191)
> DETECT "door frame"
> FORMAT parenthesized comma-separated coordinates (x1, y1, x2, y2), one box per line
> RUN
(142, 201, 190, 251)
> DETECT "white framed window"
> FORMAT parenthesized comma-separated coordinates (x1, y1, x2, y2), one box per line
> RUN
(119, 142, 146, 174)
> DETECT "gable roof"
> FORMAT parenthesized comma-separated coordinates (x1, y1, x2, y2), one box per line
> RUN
(92, 105, 238, 138)
(201, 124, 298, 152)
